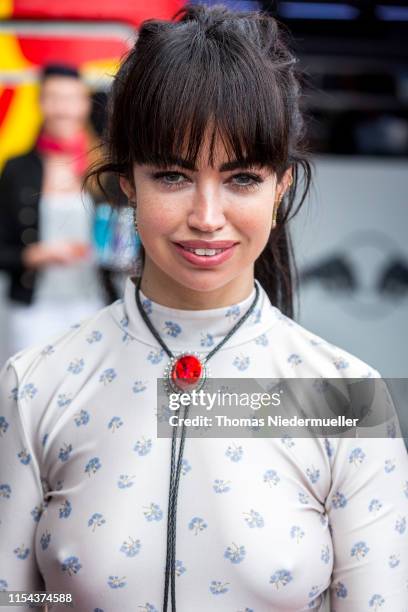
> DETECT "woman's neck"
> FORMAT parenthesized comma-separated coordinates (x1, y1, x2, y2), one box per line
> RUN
(139, 260, 255, 310)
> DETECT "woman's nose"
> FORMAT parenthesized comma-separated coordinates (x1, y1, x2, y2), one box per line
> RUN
(187, 190, 226, 233)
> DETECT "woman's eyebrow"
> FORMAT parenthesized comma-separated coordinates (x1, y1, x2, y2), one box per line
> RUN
(149, 156, 260, 172)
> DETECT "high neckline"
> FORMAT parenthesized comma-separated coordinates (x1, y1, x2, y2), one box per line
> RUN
(111, 275, 280, 352)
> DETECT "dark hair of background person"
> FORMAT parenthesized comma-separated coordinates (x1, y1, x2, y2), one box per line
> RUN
(40, 62, 81, 82)
(85, 3, 314, 318)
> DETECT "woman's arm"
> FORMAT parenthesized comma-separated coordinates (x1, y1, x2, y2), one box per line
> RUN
(326, 427, 408, 609)
(0, 359, 47, 605)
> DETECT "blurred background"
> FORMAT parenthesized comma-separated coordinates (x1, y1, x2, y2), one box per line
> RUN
(0, 0, 407, 382)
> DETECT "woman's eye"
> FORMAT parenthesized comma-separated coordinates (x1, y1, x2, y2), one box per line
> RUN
(230, 173, 262, 190)
(152, 171, 188, 187)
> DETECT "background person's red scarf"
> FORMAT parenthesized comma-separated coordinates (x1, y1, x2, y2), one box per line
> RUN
(36, 130, 89, 177)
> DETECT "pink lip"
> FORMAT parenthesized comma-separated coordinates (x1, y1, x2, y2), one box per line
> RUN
(173, 242, 237, 268)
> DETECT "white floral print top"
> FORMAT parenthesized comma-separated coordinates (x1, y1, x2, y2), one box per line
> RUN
(0, 277, 407, 612)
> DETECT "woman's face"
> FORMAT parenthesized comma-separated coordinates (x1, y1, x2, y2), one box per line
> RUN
(121, 134, 292, 306)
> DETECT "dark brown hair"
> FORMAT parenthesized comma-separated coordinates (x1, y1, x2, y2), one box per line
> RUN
(86, 3, 313, 318)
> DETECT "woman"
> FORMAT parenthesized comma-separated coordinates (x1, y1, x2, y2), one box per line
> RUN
(0, 63, 113, 358)
(0, 6, 407, 611)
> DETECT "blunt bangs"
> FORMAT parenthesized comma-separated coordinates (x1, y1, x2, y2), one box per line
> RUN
(112, 16, 292, 176)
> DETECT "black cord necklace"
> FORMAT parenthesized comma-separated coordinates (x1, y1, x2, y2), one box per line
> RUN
(134, 276, 260, 612)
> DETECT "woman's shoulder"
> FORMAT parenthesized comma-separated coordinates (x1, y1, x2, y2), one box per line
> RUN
(269, 307, 380, 379)
(5, 300, 123, 389)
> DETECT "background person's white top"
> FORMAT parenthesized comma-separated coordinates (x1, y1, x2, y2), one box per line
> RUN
(0, 277, 407, 612)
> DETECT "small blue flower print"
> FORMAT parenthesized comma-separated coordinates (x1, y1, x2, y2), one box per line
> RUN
(254, 333, 268, 346)
(290, 526, 305, 543)
(200, 332, 214, 347)
(88, 513, 106, 531)
(369, 594, 385, 610)
(388, 554, 400, 568)
(209, 580, 229, 595)
(226, 443, 243, 462)
(120, 315, 129, 328)
(188, 516, 207, 535)
(61, 556, 82, 576)
(55, 480, 64, 491)
(333, 357, 349, 370)
(99, 368, 117, 385)
(324, 438, 334, 458)
(163, 321, 182, 337)
(9, 387, 18, 401)
(108, 416, 123, 432)
(321, 545, 330, 564)
(384, 459, 395, 473)
(0, 580, 7, 591)
(349, 447, 366, 466)
(14, 545, 30, 560)
(232, 354, 250, 371)
(147, 349, 165, 364)
(118, 474, 136, 489)
(213, 479, 231, 493)
(138, 605, 158, 612)
(351, 541, 369, 561)
(395, 516, 406, 534)
(387, 422, 396, 438)
(17, 448, 31, 465)
(368, 499, 382, 514)
(134, 437, 152, 456)
(107, 575, 126, 589)
(175, 560, 186, 576)
(287, 353, 302, 366)
(58, 443, 73, 462)
(142, 299, 152, 315)
(313, 379, 329, 393)
(143, 503, 163, 522)
(224, 543, 245, 564)
(156, 404, 173, 423)
(74, 410, 90, 426)
(332, 491, 347, 509)
(59, 499, 72, 519)
(306, 466, 320, 484)
(334, 582, 348, 598)
(404, 481, 408, 499)
(40, 531, 51, 550)
(0, 484, 11, 499)
(181, 459, 191, 475)
(243, 509, 264, 528)
(133, 380, 147, 393)
(269, 569, 293, 589)
(298, 492, 310, 505)
(19, 383, 37, 400)
(68, 358, 84, 375)
(0, 416, 9, 436)
(57, 393, 71, 408)
(120, 537, 141, 557)
(250, 308, 261, 324)
(86, 330, 102, 344)
(281, 434, 295, 448)
(85, 457, 101, 477)
(31, 501, 48, 522)
(41, 344, 55, 356)
(226, 305, 240, 321)
(263, 469, 280, 487)
(309, 586, 319, 598)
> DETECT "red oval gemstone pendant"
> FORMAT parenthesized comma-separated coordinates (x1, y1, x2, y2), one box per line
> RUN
(163, 351, 210, 395)
(171, 354, 202, 390)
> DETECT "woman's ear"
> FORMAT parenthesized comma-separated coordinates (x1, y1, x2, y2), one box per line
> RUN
(119, 175, 136, 203)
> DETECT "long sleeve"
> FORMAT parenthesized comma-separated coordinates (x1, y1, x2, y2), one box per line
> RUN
(0, 161, 25, 271)
(0, 358, 46, 604)
(326, 430, 408, 610)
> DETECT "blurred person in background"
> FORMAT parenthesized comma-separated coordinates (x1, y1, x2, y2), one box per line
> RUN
(0, 63, 111, 356)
